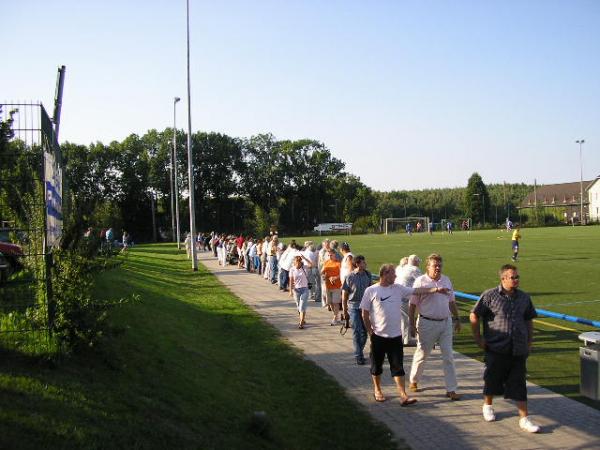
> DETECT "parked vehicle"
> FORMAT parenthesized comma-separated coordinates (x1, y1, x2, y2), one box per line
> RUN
(0, 241, 24, 281)
(0, 251, 9, 283)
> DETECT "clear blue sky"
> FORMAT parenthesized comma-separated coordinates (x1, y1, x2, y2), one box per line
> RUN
(3, 0, 599, 191)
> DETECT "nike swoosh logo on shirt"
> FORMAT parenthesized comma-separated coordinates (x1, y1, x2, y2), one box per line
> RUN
(380, 296, 391, 302)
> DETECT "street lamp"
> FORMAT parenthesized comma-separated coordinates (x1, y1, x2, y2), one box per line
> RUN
(186, 0, 198, 270)
(576, 139, 585, 225)
(172, 96, 181, 248)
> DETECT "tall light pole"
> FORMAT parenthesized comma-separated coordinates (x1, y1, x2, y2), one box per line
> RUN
(576, 139, 585, 225)
(172, 97, 181, 248)
(186, 0, 198, 270)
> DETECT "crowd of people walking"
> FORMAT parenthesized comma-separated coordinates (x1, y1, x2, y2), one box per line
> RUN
(192, 231, 541, 433)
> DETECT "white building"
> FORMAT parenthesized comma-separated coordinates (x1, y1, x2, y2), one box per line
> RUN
(588, 176, 600, 222)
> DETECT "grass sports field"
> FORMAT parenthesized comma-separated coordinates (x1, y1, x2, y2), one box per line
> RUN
(290, 226, 600, 408)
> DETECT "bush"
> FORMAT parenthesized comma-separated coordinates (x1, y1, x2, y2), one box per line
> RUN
(352, 215, 378, 234)
(49, 249, 138, 354)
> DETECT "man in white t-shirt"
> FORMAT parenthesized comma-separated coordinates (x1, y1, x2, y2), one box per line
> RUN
(409, 253, 462, 400)
(361, 263, 449, 404)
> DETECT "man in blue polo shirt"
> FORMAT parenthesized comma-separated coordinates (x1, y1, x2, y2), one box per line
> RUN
(341, 255, 372, 365)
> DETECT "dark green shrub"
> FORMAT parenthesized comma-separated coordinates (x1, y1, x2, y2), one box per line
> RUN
(49, 249, 138, 354)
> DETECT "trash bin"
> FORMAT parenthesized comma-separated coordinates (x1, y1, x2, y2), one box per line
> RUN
(578, 332, 600, 400)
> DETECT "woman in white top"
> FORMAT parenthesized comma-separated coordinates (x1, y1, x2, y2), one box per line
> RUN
(340, 242, 354, 286)
(302, 242, 319, 301)
(289, 255, 313, 329)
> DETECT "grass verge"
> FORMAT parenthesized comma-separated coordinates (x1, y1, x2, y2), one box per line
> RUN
(0, 244, 401, 449)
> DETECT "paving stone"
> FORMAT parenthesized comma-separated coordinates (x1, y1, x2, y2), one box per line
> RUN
(199, 253, 600, 450)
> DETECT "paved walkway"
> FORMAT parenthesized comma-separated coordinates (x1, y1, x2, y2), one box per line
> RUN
(198, 252, 600, 450)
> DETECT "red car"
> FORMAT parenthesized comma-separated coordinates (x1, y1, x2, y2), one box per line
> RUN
(0, 241, 24, 281)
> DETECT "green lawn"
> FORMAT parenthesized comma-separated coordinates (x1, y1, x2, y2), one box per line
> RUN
(0, 245, 401, 449)
(290, 226, 600, 409)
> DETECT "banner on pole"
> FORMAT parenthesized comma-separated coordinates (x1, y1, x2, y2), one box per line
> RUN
(44, 150, 63, 247)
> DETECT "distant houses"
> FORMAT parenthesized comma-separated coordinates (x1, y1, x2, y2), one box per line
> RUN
(518, 176, 600, 224)
(589, 177, 600, 222)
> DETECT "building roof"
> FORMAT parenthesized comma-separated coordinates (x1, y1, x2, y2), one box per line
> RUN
(520, 180, 595, 208)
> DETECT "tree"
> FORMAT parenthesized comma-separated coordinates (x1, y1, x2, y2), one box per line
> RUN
(187, 131, 245, 231)
(240, 133, 284, 213)
(240, 136, 347, 234)
(276, 139, 345, 231)
(0, 107, 43, 226)
(0, 105, 15, 148)
(464, 173, 490, 226)
(331, 175, 374, 222)
(113, 135, 152, 240)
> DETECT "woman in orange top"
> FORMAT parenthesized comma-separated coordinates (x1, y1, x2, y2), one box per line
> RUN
(321, 249, 342, 325)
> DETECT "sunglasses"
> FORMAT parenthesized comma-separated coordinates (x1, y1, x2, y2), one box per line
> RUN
(506, 275, 520, 280)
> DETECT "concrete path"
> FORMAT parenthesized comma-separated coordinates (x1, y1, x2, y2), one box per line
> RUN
(198, 252, 600, 450)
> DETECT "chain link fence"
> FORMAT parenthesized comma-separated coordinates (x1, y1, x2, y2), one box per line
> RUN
(0, 102, 62, 354)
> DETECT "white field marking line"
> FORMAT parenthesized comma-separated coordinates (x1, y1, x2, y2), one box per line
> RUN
(533, 319, 578, 332)
(539, 299, 600, 307)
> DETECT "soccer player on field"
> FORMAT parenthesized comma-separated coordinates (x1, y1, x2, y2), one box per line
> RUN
(511, 224, 521, 261)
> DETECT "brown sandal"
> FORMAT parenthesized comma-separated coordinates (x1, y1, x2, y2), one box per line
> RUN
(374, 392, 386, 402)
(400, 398, 417, 407)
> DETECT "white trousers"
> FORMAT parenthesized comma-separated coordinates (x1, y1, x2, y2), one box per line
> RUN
(409, 316, 458, 392)
(400, 299, 416, 346)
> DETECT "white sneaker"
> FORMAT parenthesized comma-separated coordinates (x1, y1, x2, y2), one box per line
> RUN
(519, 416, 540, 433)
(482, 404, 496, 422)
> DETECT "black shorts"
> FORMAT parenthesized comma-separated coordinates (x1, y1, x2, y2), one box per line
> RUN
(483, 350, 528, 401)
(369, 334, 405, 377)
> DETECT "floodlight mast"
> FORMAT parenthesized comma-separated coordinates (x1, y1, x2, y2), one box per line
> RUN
(576, 139, 585, 225)
(186, 0, 198, 270)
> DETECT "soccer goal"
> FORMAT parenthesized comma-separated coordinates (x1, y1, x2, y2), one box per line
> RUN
(384, 217, 429, 235)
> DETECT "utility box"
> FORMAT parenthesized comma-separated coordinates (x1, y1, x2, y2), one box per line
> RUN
(578, 332, 600, 400)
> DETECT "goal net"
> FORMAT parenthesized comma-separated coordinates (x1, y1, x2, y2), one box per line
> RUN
(384, 217, 429, 235)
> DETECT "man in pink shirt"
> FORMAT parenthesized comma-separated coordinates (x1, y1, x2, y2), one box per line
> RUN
(361, 263, 450, 404)
(409, 253, 462, 400)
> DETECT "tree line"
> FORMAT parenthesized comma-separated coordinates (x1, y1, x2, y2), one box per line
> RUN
(60, 129, 534, 241)
(1, 107, 533, 243)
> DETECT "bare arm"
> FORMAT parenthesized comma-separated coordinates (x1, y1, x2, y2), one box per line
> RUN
(469, 312, 485, 349)
(362, 309, 374, 336)
(342, 290, 349, 319)
(409, 303, 417, 338)
(289, 274, 294, 297)
(413, 286, 450, 295)
(450, 302, 461, 332)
